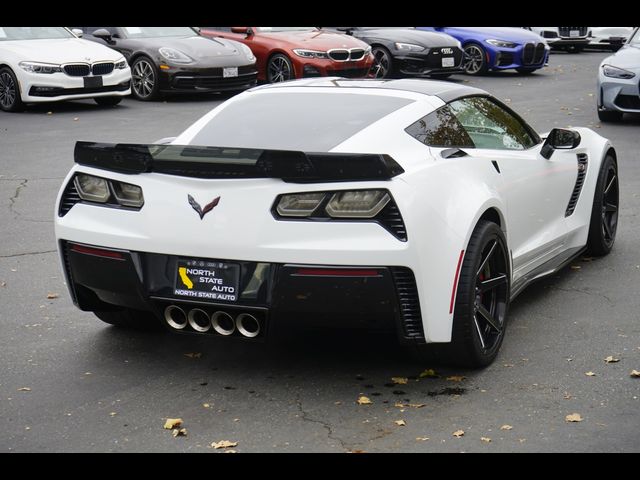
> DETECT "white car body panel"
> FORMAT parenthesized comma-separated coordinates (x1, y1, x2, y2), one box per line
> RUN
(0, 34, 131, 103)
(54, 79, 613, 343)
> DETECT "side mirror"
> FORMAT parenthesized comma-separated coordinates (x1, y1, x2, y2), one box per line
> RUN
(71, 28, 83, 38)
(231, 27, 252, 36)
(540, 128, 581, 159)
(92, 28, 114, 44)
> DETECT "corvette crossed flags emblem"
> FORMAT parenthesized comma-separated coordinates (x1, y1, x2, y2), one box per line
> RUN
(188, 195, 220, 220)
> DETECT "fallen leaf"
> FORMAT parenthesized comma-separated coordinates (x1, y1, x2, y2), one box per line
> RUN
(46, 293, 59, 299)
(604, 355, 620, 363)
(519, 438, 526, 443)
(163, 418, 183, 429)
(394, 402, 426, 409)
(46, 111, 53, 115)
(588, 93, 594, 97)
(10, 268, 17, 272)
(570, 265, 581, 270)
(503, 363, 515, 368)
(17, 387, 31, 392)
(334, 401, 342, 405)
(357, 396, 372, 405)
(563, 392, 572, 400)
(203, 403, 211, 408)
(211, 440, 238, 449)
(183, 352, 201, 358)
(391, 377, 408, 385)
(419, 369, 439, 378)
(172, 428, 187, 437)
(395, 420, 406, 427)
(446, 375, 466, 382)
(500, 425, 513, 431)
(480, 437, 491, 443)
(630, 370, 640, 378)
(566, 413, 583, 423)
(0, 281, 6, 287)
(73, 117, 79, 121)
(416, 437, 430, 441)
(585, 371, 597, 377)
(453, 430, 465, 438)
(84, 372, 92, 375)
(225, 450, 237, 454)
(348, 449, 366, 454)
(109, 412, 117, 417)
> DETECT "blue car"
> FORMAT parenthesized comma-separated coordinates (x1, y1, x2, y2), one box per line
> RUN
(418, 27, 550, 75)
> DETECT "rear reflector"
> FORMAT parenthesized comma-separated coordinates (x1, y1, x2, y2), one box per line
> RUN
(449, 250, 465, 314)
(69, 243, 125, 260)
(294, 268, 380, 277)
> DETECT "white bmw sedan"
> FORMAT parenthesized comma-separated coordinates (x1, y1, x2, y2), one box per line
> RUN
(0, 27, 131, 112)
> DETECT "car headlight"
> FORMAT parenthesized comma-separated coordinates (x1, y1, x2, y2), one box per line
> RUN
(293, 49, 329, 59)
(276, 192, 326, 216)
(74, 173, 144, 208)
(486, 39, 518, 48)
(19, 61, 62, 74)
(602, 64, 636, 79)
(114, 57, 128, 69)
(394, 42, 425, 52)
(238, 43, 256, 62)
(365, 46, 372, 56)
(159, 47, 194, 64)
(325, 190, 390, 218)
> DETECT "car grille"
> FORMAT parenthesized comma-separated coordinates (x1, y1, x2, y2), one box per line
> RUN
(326, 67, 370, 78)
(614, 93, 640, 110)
(522, 43, 546, 65)
(328, 48, 367, 62)
(558, 27, 588, 38)
(565, 154, 588, 217)
(391, 267, 425, 342)
(172, 73, 257, 91)
(496, 52, 514, 66)
(63, 64, 91, 76)
(425, 47, 464, 68)
(92, 62, 114, 76)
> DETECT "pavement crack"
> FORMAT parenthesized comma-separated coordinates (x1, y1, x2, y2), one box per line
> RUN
(0, 249, 56, 258)
(8, 179, 28, 218)
(295, 394, 349, 451)
(550, 286, 613, 304)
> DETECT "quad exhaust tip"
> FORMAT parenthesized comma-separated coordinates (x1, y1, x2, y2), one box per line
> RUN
(188, 308, 211, 333)
(211, 311, 236, 336)
(236, 313, 260, 338)
(164, 305, 261, 338)
(164, 305, 188, 330)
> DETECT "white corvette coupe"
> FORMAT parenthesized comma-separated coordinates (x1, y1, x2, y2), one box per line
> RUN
(0, 27, 131, 112)
(54, 78, 619, 367)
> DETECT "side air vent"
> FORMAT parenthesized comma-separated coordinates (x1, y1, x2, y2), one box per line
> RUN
(565, 153, 588, 217)
(377, 201, 408, 242)
(58, 178, 81, 217)
(391, 267, 425, 342)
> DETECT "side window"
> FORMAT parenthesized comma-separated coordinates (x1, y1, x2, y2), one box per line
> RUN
(405, 105, 475, 148)
(448, 97, 538, 150)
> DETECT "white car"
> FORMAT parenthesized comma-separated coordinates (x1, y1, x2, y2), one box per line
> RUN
(0, 27, 131, 112)
(54, 78, 619, 367)
(528, 27, 590, 52)
(589, 27, 634, 51)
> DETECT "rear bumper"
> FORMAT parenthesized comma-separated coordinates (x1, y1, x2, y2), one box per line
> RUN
(60, 241, 425, 344)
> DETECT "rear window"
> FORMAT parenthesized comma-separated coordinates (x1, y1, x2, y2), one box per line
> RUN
(190, 92, 413, 151)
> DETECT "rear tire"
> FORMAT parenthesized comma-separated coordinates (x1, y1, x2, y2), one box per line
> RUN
(131, 56, 160, 101)
(94, 309, 161, 330)
(94, 96, 122, 106)
(586, 154, 619, 256)
(0, 67, 25, 112)
(267, 53, 294, 83)
(463, 43, 488, 75)
(410, 221, 510, 368)
(371, 46, 394, 79)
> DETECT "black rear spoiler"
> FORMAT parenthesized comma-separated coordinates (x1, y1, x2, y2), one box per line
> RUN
(74, 142, 404, 183)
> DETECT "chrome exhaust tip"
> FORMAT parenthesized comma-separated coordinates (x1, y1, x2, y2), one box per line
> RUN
(188, 308, 211, 333)
(164, 305, 187, 330)
(211, 311, 236, 336)
(236, 313, 260, 338)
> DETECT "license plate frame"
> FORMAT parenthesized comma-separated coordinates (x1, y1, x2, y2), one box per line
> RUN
(83, 76, 103, 88)
(569, 30, 580, 38)
(223, 67, 238, 78)
(442, 57, 455, 68)
(174, 259, 240, 303)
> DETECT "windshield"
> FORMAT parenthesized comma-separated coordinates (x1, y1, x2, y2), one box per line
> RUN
(121, 27, 197, 38)
(0, 27, 73, 41)
(190, 92, 413, 151)
(256, 27, 318, 33)
(629, 28, 640, 46)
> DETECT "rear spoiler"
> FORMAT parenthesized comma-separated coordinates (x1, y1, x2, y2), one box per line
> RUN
(74, 142, 404, 183)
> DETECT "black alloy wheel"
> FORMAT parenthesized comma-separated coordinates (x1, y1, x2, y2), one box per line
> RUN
(586, 154, 619, 255)
(131, 56, 160, 101)
(0, 67, 25, 112)
(371, 46, 394, 79)
(267, 54, 294, 83)
(463, 44, 488, 75)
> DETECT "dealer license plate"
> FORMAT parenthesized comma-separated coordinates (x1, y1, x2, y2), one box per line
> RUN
(83, 76, 103, 88)
(569, 30, 580, 37)
(442, 57, 455, 68)
(174, 260, 240, 302)
(223, 67, 238, 78)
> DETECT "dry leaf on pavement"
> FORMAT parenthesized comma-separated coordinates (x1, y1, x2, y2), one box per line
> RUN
(395, 420, 406, 427)
(565, 413, 583, 423)
(500, 424, 513, 431)
(109, 412, 117, 417)
(570, 265, 581, 270)
(446, 376, 466, 382)
(391, 377, 408, 385)
(183, 352, 201, 358)
(453, 430, 465, 438)
(585, 371, 597, 377)
(0, 281, 6, 287)
(480, 437, 492, 443)
(17, 387, 31, 392)
(172, 428, 187, 437)
(163, 418, 183, 429)
(604, 356, 620, 363)
(630, 370, 640, 378)
(416, 437, 429, 441)
(211, 440, 238, 449)
(46, 293, 59, 299)
(203, 403, 211, 408)
(357, 396, 372, 405)
(419, 369, 439, 378)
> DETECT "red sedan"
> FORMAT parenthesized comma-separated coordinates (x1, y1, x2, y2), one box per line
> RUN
(200, 27, 374, 83)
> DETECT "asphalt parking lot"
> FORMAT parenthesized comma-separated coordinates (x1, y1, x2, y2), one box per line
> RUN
(1, 50, 639, 453)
